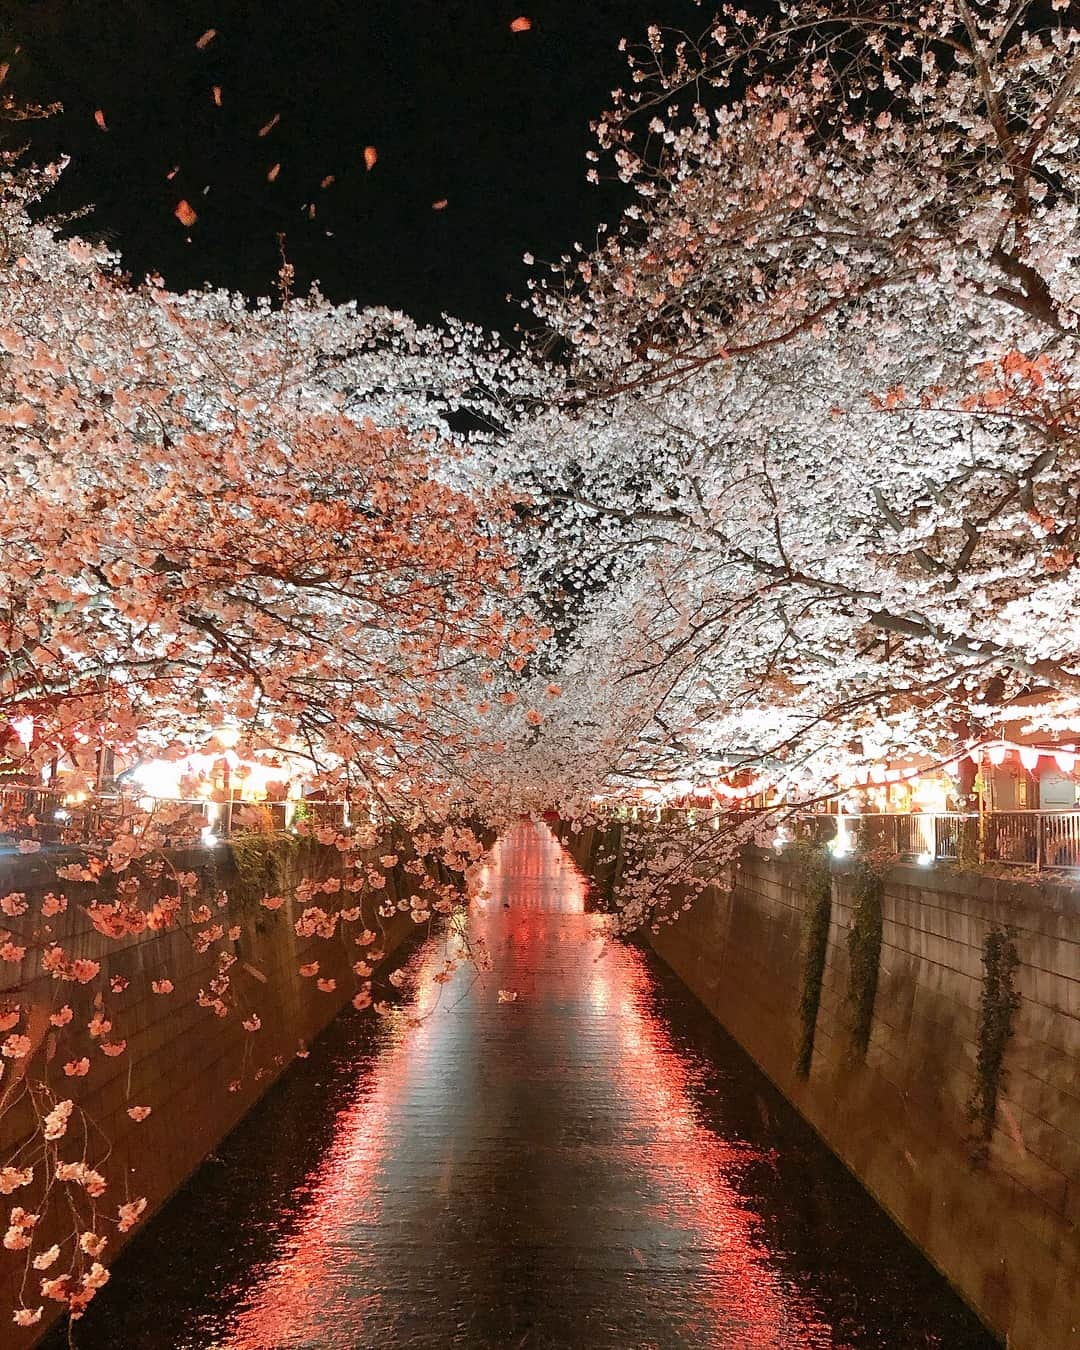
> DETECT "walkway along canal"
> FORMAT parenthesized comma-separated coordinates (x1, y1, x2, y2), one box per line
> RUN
(50, 822, 999, 1349)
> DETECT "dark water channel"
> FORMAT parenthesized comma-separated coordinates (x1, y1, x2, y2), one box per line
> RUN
(52, 822, 999, 1349)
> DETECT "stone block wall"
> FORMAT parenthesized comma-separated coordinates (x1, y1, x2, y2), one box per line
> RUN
(564, 823, 1080, 1350)
(0, 831, 425, 1341)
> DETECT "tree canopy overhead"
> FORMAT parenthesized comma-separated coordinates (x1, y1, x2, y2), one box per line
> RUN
(504, 0, 1080, 804)
(2, 0, 1078, 816)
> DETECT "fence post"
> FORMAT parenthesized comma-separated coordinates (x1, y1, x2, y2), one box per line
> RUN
(1037, 813, 1044, 872)
(977, 761, 987, 864)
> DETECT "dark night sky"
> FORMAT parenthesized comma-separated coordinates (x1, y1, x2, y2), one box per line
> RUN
(5, 0, 704, 333)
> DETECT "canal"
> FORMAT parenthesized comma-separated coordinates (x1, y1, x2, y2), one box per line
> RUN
(50, 821, 999, 1349)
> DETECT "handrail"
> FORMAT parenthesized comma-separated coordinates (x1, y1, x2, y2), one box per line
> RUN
(0, 786, 358, 850)
(597, 803, 1080, 872)
(4, 790, 1079, 871)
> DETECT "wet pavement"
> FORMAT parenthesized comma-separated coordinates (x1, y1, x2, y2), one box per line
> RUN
(54, 821, 999, 1349)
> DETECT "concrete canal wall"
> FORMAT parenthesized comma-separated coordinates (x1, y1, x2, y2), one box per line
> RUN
(563, 822, 1080, 1350)
(0, 831, 427, 1341)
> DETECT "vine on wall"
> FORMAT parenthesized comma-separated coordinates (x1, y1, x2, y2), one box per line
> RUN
(846, 860, 884, 1057)
(794, 844, 833, 1079)
(228, 832, 305, 908)
(967, 924, 1022, 1158)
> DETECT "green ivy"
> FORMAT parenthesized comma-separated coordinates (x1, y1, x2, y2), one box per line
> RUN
(794, 844, 833, 1079)
(967, 924, 1022, 1157)
(226, 832, 303, 907)
(957, 815, 981, 869)
(846, 860, 884, 1057)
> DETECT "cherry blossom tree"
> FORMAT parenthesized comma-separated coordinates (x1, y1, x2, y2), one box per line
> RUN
(506, 0, 1080, 826)
(3, 1, 1080, 1320)
(0, 155, 541, 1329)
(0, 163, 551, 820)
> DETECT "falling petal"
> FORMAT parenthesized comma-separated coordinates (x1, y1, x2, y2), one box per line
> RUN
(267, 162, 281, 182)
(432, 198, 448, 210)
(93, 109, 108, 131)
(363, 145, 378, 171)
(510, 16, 532, 32)
(259, 113, 281, 137)
(212, 85, 222, 106)
(196, 28, 217, 49)
(166, 165, 180, 180)
(320, 174, 335, 189)
(174, 199, 198, 227)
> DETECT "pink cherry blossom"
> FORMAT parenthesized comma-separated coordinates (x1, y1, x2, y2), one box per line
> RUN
(117, 1197, 147, 1232)
(42, 1100, 74, 1141)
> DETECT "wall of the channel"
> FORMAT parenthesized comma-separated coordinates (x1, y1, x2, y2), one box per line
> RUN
(562, 822, 1080, 1350)
(0, 831, 431, 1342)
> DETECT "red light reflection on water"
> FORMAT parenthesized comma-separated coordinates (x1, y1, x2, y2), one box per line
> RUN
(218, 937, 467, 1345)
(584, 914, 833, 1346)
(220, 821, 832, 1349)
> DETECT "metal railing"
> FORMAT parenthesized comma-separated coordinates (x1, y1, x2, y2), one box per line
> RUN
(807, 811, 1080, 871)
(0, 786, 353, 850)
(603, 803, 1080, 872)
(4, 789, 1079, 872)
